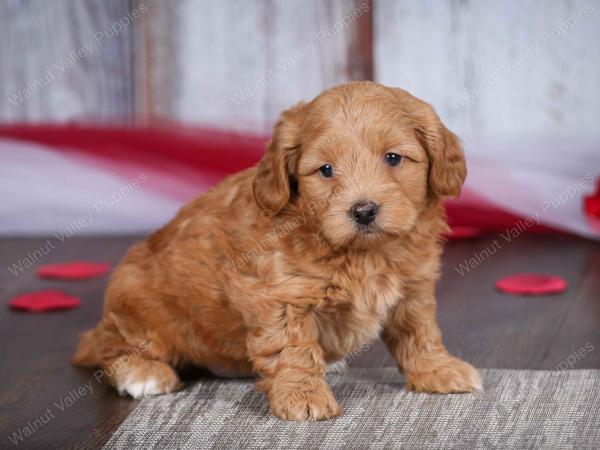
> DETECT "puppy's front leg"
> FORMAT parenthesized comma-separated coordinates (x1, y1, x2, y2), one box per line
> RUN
(382, 279, 481, 393)
(247, 304, 341, 421)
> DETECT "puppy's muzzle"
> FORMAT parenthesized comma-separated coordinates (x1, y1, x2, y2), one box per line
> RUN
(350, 201, 379, 225)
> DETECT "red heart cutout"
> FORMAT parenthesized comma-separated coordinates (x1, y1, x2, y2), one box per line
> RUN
(37, 262, 111, 280)
(496, 273, 567, 295)
(9, 290, 80, 312)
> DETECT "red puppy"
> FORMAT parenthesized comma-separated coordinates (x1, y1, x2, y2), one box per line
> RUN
(73, 82, 480, 420)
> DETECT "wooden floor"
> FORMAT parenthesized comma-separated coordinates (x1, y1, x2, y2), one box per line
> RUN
(0, 234, 599, 449)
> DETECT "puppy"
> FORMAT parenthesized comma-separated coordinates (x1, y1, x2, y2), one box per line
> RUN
(73, 81, 480, 421)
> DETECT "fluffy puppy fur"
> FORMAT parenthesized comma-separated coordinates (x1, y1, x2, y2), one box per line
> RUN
(73, 81, 480, 420)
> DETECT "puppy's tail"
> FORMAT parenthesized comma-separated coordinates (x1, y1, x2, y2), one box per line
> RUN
(72, 329, 101, 367)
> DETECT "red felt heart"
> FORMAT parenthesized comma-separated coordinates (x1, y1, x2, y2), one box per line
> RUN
(37, 262, 111, 280)
(444, 226, 483, 239)
(495, 273, 567, 295)
(9, 290, 80, 312)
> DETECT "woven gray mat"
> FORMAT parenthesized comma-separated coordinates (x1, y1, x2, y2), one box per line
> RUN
(104, 368, 600, 449)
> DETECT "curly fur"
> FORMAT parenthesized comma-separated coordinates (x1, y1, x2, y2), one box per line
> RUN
(73, 82, 480, 421)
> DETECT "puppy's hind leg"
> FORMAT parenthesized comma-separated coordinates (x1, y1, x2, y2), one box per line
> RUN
(73, 319, 182, 399)
(86, 252, 182, 398)
(104, 355, 182, 399)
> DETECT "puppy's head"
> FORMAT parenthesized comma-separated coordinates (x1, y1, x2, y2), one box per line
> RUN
(253, 81, 466, 248)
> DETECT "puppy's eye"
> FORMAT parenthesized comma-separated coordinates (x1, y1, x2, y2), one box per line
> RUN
(319, 164, 334, 178)
(384, 153, 402, 167)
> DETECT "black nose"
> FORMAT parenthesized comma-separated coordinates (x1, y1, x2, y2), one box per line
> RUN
(350, 201, 379, 225)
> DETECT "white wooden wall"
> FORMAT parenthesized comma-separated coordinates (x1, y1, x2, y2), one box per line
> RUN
(374, 0, 600, 137)
(0, 0, 371, 131)
(1, 0, 599, 138)
(0, 0, 136, 123)
(135, 0, 372, 132)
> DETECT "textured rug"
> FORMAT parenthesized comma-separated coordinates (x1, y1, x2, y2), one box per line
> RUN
(104, 368, 600, 449)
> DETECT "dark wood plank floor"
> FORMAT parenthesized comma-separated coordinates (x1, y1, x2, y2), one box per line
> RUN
(0, 234, 599, 449)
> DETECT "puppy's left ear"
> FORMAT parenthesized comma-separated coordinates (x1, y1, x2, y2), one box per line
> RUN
(253, 102, 305, 214)
(413, 103, 467, 198)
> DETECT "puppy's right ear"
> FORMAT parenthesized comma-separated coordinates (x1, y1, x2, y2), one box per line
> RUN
(253, 102, 305, 214)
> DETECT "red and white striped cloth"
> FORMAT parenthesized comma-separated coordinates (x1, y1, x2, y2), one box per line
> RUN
(0, 125, 598, 239)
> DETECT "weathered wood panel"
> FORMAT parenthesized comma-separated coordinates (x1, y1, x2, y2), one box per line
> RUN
(10, 0, 597, 137)
(138, 0, 269, 130)
(0, 0, 140, 123)
(374, 0, 600, 137)
(136, 0, 373, 132)
(259, 0, 372, 128)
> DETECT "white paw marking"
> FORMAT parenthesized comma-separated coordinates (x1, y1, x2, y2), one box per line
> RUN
(117, 377, 161, 399)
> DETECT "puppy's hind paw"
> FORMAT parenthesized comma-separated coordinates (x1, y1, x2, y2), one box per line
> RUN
(111, 358, 182, 399)
(118, 376, 165, 399)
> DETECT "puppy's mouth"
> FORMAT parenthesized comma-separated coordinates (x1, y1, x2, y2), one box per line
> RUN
(353, 221, 383, 236)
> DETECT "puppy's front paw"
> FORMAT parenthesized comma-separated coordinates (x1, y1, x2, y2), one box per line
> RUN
(405, 355, 481, 393)
(269, 380, 341, 421)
